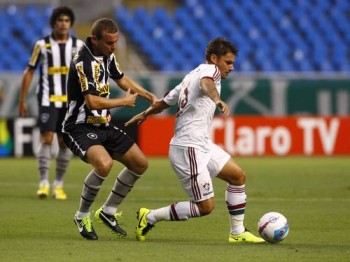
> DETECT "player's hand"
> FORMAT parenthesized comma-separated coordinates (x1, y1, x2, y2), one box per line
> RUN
(125, 111, 147, 127)
(123, 89, 138, 107)
(216, 100, 230, 115)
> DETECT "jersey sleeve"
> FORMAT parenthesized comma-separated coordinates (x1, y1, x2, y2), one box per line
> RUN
(199, 64, 221, 82)
(28, 40, 42, 69)
(108, 54, 124, 80)
(163, 83, 182, 106)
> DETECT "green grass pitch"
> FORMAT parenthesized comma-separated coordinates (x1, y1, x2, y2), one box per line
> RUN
(0, 156, 349, 261)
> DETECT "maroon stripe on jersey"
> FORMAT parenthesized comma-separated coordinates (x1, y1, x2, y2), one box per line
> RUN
(188, 147, 201, 201)
(213, 66, 220, 81)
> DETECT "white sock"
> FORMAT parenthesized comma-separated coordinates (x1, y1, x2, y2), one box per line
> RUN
(226, 184, 246, 235)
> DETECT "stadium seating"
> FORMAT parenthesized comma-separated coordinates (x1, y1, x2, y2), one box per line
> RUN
(114, 0, 350, 72)
(0, 1, 349, 73)
(0, 4, 51, 71)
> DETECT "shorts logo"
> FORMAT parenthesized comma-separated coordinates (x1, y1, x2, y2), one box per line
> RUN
(40, 113, 49, 123)
(202, 182, 211, 191)
(87, 133, 98, 139)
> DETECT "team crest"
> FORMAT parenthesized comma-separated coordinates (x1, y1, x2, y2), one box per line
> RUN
(87, 133, 98, 139)
(40, 113, 49, 123)
(202, 181, 211, 191)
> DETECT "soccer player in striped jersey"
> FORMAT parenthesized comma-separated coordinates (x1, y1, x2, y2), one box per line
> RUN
(126, 37, 265, 243)
(18, 6, 84, 200)
(62, 18, 158, 240)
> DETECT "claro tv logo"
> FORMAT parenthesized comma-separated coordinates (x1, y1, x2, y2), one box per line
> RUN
(139, 116, 350, 156)
(210, 117, 343, 156)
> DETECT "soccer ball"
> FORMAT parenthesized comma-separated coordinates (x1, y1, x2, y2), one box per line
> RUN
(258, 212, 289, 243)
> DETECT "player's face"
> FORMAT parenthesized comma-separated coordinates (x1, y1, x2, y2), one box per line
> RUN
(213, 53, 235, 79)
(92, 31, 119, 57)
(53, 15, 71, 37)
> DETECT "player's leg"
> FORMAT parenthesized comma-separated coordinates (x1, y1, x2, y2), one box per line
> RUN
(72, 145, 112, 240)
(36, 106, 55, 198)
(52, 108, 71, 200)
(62, 125, 110, 240)
(211, 143, 264, 243)
(95, 126, 146, 236)
(136, 146, 212, 241)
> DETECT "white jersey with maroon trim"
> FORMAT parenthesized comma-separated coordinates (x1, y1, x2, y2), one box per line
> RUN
(163, 63, 221, 152)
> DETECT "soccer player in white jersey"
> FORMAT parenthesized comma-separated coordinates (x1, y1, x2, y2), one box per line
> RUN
(18, 6, 84, 200)
(126, 37, 265, 243)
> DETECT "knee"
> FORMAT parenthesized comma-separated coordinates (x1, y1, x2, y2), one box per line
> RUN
(95, 158, 113, 177)
(197, 199, 215, 216)
(132, 157, 149, 175)
(236, 169, 246, 185)
(228, 169, 246, 185)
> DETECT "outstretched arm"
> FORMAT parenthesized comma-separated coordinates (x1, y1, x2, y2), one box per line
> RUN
(125, 100, 169, 127)
(116, 75, 158, 105)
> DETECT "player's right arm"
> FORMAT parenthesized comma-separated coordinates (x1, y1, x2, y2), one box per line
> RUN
(18, 67, 35, 117)
(200, 77, 230, 115)
(84, 89, 138, 110)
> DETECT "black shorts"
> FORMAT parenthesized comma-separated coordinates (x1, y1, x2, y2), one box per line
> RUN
(38, 106, 66, 134)
(62, 123, 134, 162)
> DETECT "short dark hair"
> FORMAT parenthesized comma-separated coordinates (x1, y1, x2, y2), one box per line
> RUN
(91, 18, 119, 40)
(205, 37, 238, 62)
(50, 6, 75, 28)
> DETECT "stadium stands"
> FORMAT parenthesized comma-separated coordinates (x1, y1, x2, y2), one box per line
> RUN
(0, 4, 51, 71)
(114, 0, 350, 73)
(1, 1, 349, 72)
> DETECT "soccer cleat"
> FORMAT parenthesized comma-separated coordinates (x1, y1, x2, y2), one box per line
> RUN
(229, 229, 265, 244)
(52, 186, 67, 200)
(74, 215, 98, 240)
(37, 184, 49, 199)
(95, 207, 127, 236)
(136, 208, 154, 241)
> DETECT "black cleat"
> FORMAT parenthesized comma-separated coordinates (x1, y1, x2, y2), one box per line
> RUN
(95, 207, 127, 236)
(74, 215, 98, 240)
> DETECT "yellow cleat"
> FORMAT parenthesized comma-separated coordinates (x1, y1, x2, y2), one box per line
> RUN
(37, 184, 49, 199)
(136, 208, 154, 241)
(53, 186, 67, 200)
(229, 230, 265, 244)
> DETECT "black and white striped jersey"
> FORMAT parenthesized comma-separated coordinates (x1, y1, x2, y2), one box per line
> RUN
(63, 37, 124, 129)
(28, 34, 84, 108)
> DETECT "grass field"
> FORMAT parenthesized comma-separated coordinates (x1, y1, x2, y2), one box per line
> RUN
(0, 156, 349, 261)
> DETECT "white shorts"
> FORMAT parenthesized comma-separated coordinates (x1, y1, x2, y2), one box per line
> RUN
(169, 142, 231, 202)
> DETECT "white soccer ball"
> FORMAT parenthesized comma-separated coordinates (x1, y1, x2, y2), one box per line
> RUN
(258, 212, 289, 243)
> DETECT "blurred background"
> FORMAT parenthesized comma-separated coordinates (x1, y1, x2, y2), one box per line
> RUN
(0, 0, 349, 157)
(0, 0, 349, 73)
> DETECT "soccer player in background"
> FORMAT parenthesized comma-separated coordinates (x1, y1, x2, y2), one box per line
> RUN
(125, 37, 265, 243)
(18, 6, 84, 200)
(62, 18, 158, 240)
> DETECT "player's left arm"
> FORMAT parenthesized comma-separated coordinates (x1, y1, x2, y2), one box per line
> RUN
(125, 100, 169, 127)
(200, 77, 230, 115)
(115, 75, 158, 105)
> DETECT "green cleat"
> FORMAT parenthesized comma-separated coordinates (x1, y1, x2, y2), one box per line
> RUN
(229, 229, 265, 244)
(136, 208, 154, 241)
(95, 207, 127, 237)
(74, 215, 98, 240)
